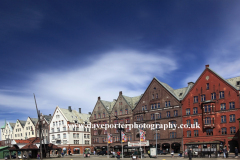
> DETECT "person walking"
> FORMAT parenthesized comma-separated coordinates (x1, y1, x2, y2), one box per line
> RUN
(117, 151, 121, 159)
(37, 153, 40, 160)
(188, 148, 192, 160)
(235, 147, 238, 158)
(223, 147, 227, 158)
(171, 150, 174, 158)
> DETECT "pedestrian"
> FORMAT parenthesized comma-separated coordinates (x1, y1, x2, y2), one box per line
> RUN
(148, 150, 150, 157)
(94, 150, 95, 155)
(171, 150, 174, 158)
(117, 151, 121, 159)
(226, 148, 229, 158)
(235, 147, 238, 158)
(37, 153, 40, 160)
(188, 148, 192, 160)
(223, 147, 227, 158)
(61, 152, 64, 157)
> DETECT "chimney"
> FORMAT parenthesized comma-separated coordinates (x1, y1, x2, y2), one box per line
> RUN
(68, 106, 72, 112)
(119, 91, 122, 95)
(98, 96, 101, 100)
(88, 112, 91, 115)
(79, 108, 81, 113)
(49, 114, 51, 116)
(188, 82, 194, 86)
(205, 64, 209, 68)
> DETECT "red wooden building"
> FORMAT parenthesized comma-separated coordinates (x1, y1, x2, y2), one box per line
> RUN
(181, 65, 240, 157)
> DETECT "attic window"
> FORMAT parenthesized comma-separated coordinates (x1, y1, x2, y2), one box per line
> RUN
(179, 93, 183, 96)
(237, 81, 240, 86)
(85, 122, 87, 124)
(75, 121, 77, 123)
(154, 87, 156, 90)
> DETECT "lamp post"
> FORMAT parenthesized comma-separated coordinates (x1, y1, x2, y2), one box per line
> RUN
(155, 113, 159, 158)
(115, 116, 124, 159)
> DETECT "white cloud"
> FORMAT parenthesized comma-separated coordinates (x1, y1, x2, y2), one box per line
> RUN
(0, 50, 178, 115)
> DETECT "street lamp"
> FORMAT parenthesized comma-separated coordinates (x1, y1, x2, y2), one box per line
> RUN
(115, 116, 124, 159)
(155, 113, 159, 158)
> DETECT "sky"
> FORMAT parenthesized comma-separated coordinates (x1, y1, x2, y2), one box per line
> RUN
(1, 0, 240, 140)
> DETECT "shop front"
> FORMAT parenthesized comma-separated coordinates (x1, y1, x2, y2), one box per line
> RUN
(162, 143, 170, 153)
(184, 141, 222, 158)
(171, 143, 181, 153)
(73, 148, 80, 154)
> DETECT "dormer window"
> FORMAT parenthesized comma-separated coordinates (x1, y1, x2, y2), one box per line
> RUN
(75, 120, 77, 123)
(237, 81, 240, 86)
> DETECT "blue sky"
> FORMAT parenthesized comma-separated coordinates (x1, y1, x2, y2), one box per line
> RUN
(1, 0, 240, 140)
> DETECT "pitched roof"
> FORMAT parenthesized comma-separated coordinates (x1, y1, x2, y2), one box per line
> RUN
(225, 76, 240, 90)
(59, 108, 90, 124)
(30, 118, 38, 125)
(43, 115, 52, 123)
(15, 140, 30, 144)
(122, 95, 142, 109)
(9, 123, 15, 129)
(21, 144, 38, 150)
(154, 77, 191, 101)
(100, 100, 116, 113)
(18, 120, 26, 128)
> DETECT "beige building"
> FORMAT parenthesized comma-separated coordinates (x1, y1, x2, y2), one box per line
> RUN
(23, 117, 38, 140)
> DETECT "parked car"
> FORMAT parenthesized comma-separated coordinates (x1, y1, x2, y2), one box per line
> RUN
(97, 151, 107, 156)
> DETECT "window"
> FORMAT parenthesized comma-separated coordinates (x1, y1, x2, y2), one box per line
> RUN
(204, 105, 211, 112)
(154, 104, 157, 109)
(103, 113, 105, 118)
(115, 110, 117, 116)
(62, 120, 64, 125)
(98, 113, 101, 118)
(230, 114, 235, 122)
(151, 114, 155, 120)
(152, 94, 154, 99)
(126, 118, 130, 123)
(237, 81, 240, 85)
(59, 121, 61, 125)
(57, 128, 60, 132)
(63, 133, 66, 139)
(186, 109, 190, 115)
(174, 110, 178, 117)
(205, 117, 211, 124)
(211, 93, 216, 100)
(170, 121, 176, 129)
(186, 120, 191, 127)
(125, 109, 128, 114)
(145, 105, 147, 110)
(193, 107, 198, 114)
(229, 102, 235, 109)
(194, 130, 199, 137)
(206, 129, 213, 136)
(156, 93, 158, 99)
(63, 127, 66, 131)
(165, 101, 170, 107)
(193, 119, 198, 125)
(221, 103, 226, 110)
(166, 111, 170, 118)
(156, 113, 161, 119)
(194, 96, 198, 103)
(142, 106, 145, 111)
(221, 116, 226, 123)
(206, 83, 209, 90)
(201, 95, 205, 102)
(157, 103, 160, 108)
(154, 133, 160, 139)
(120, 109, 122, 115)
(221, 128, 227, 135)
(187, 131, 191, 137)
(51, 128, 54, 133)
(52, 135, 55, 140)
(151, 104, 154, 110)
(63, 140, 67, 144)
(56, 121, 58, 126)
(84, 134, 86, 138)
(230, 127, 236, 134)
(73, 133, 76, 138)
(170, 132, 176, 138)
(219, 91, 224, 99)
(53, 122, 55, 126)
(94, 114, 96, 119)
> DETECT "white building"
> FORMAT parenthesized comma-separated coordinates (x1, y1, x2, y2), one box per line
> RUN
(49, 106, 91, 155)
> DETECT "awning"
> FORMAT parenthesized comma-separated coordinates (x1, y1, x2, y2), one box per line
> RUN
(185, 141, 221, 145)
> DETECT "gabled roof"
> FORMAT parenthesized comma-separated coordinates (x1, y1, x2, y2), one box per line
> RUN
(18, 120, 26, 128)
(9, 123, 15, 130)
(30, 118, 38, 125)
(154, 77, 191, 101)
(122, 95, 142, 109)
(100, 100, 116, 113)
(59, 107, 90, 124)
(43, 115, 52, 123)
